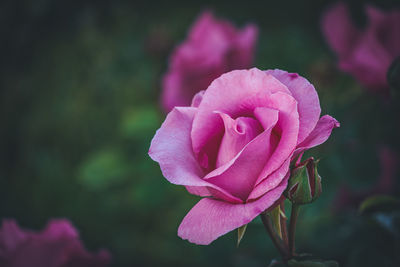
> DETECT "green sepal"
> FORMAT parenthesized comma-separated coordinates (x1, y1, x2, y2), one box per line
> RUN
(269, 205, 283, 239)
(237, 224, 247, 247)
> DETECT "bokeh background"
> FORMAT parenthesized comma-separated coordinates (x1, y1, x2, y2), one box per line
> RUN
(1, 0, 399, 266)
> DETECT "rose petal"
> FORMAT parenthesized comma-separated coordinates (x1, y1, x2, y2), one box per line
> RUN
(229, 24, 258, 67)
(266, 69, 321, 144)
(205, 109, 279, 200)
(42, 220, 79, 239)
(0, 220, 111, 267)
(188, 11, 232, 55)
(149, 107, 205, 186)
(191, 90, 205, 107)
(203, 108, 279, 181)
(0, 220, 28, 252)
(253, 92, 299, 185)
(253, 107, 280, 130)
(295, 115, 340, 155)
(149, 107, 242, 203)
(191, 68, 291, 169)
(162, 11, 259, 112)
(365, 5, 385, 24)
(185, 186, 212, 197)
(161, 71, 187, 112)
(340, 33, 392, 89)
(365, 6, 400, 57)
(248, 158, 291, 201)
(177, 175, 289, 245)
(321, 2, 360, 57)
(216, 112, 263, 167)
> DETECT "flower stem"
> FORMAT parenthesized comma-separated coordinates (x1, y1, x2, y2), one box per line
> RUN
(280, 202, 289, 248)
(260, 212, 288, 261)
(288, 204, 300, 257)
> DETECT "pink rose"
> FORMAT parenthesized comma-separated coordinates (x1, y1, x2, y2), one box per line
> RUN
(149, 68, 339, 245)
(0, 219, 110, 267)
(321, 2, 400, 92)
(161, 11, 258, 112)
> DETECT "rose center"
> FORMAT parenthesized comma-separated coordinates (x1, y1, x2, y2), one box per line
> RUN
(216, 113, 263, 168)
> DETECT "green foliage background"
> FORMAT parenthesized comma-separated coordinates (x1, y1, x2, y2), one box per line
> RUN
(1, 0, 399, 266)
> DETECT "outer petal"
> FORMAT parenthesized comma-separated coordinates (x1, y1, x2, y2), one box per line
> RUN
(149, 107, 242, 203)
(191, 90, 205, 107)
(191, 68, 291, 169)
(178, 175, 289, 245)
(295, 115, 340, 154)
(185, 186, 211, 197)
(266, 69, 321, 144)
(149, 107, 205, 186)
(321, 2, 360, 57)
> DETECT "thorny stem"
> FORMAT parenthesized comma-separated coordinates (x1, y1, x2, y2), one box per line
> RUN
(288, 204, 300, 257)
(260, 212, 289, 261)
(280, 202, 289, 248)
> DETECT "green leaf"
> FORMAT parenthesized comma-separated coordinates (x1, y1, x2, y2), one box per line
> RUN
(359, 195, 400, 215)
(237, 224, 247, 247)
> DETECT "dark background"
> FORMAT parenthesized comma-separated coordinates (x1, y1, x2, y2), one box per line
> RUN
(1, 0, 399, 266)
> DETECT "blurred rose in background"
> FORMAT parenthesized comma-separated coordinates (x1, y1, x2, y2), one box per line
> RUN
(322, 2, 400, 93)
(0, 219, 110, 267)
(161, 11, 258, 111)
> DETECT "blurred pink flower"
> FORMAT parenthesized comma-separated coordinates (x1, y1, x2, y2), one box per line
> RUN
(0, 219, 110, 267)
(334, 146, 398, 211)
(321, 2, 400, 92)
(150, 68, 339, 245)
(161, 11, 258, 112)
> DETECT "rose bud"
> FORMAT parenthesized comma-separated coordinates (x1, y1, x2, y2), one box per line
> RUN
(285, 158, 322, 205)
